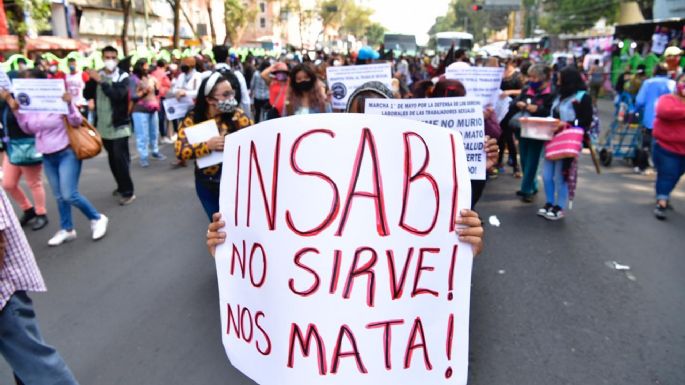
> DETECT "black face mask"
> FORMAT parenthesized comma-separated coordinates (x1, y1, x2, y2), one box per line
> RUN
(181, 65, 190, 73)
(293, 79, 315, 92)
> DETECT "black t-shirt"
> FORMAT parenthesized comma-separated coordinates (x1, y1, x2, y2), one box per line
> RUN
(501, 72, 523, 91)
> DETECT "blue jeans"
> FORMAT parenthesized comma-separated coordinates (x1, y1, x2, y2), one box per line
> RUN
(132, 111, 160, 161)
(542, 159, 569, 209)
(42, 147, 101, 230)
(653, 142, 685, 201)
(0, 291, 79, 385)
(519, 137, 544, 195)
(195, 177, 220, 221)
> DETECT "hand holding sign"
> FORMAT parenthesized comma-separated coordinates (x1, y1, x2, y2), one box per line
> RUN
(215, 114, 475, 385)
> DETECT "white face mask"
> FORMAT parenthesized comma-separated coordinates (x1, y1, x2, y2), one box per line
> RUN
(104, 59, 117, 72)
(49, 65, 57, 73)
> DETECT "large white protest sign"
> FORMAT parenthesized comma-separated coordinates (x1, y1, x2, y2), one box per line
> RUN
(326, 63, 392, 110)
(444, 66, 503, 108)
(11, 79, 68, 114)
(163, 96, 194, 120)
(217, 113, 473, 385)
(365, 97, 487, 180)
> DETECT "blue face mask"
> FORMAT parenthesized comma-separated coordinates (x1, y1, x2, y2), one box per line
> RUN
(529, 81, 542, 90)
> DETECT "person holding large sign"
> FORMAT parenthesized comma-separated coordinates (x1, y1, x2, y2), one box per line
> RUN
(3, 88, 109, 246)
(204, 114, 485, 385)
(174, 72, 253, 219)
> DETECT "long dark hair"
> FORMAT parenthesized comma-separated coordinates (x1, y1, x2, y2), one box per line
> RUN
(287, 63, 326, 112)
(193, 72, 242, 125)
(132, 58, 148, 78)
(558, 66, 586, 99)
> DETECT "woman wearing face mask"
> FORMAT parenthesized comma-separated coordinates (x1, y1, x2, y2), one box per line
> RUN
(174, 72, 253, 219)
(510, 63, 555, 203)
(284, 64, 331, 115)
(130, 59, 164, 167)
(169, 57, 202, 168)
(538, 66, 592, 220)
(652, 73, 685, 220)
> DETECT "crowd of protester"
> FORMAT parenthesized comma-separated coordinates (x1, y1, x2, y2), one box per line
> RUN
(1, 40, 684, 383)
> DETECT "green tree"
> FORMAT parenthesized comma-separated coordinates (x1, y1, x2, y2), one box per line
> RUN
(365, 22, 386, 46)
(4, 0, 51, 52)
(340, 3, 373, 39)
(428, 0, 509, 45)
(224, 0, 258, 45)
(540, 0, 620, 35)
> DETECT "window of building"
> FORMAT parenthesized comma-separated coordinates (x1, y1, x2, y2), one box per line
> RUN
(260, 17, 266, 28)
(260, 2, 266, 13)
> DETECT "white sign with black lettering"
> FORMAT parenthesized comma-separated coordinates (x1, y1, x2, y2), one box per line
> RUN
(444, 66, 503, 108)
(365, 97, 486, 179)
(326, 63, 392, 110)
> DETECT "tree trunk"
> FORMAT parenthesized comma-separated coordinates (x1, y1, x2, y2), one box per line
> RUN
(173, 0, 180, 48)
(208, 2, 216, 45)
(121, 0, 131, 55)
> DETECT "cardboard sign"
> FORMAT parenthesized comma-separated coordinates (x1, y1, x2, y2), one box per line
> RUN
(364, 97, 487, 180)
(326, 63, 392, 110)
(216, 113, 473, 385)
(444, 66, 503, 108)
(11, 79, 68, 114)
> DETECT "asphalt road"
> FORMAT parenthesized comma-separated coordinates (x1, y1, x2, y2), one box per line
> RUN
(1, 99, 683, 384)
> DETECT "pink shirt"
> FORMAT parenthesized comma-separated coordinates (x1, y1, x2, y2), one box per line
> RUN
(15, 103, 83, 155)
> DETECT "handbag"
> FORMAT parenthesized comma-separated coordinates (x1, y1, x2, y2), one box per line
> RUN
(2, 108, 42, 166)
(545, 126, 585, 160)
(64, 116, 103, 160)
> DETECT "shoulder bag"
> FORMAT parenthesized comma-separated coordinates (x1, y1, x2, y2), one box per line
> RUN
(64, 116, 103, 160)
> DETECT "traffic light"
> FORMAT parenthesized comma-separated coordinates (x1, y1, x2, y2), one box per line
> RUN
(472, 5, 483, 11)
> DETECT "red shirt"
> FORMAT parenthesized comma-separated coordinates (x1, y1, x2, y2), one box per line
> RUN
(654, 94, 685, 155)
(269, 81, 288, 116)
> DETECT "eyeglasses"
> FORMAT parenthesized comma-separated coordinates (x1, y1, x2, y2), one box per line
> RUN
(211, 91, 235, 99)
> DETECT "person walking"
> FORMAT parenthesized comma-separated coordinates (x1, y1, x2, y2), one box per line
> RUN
(538, 66, 593, 220)
(175, 72, 253, 219)
(635, 65, 676, 174)
(0, 188, 81, 384)
(6, 89, 108, 246)
(130, 59, 165, 167)
(652, 73, 685, 220)
(85, 46, 136, 205)
(250, 60, 271, 122)
(169, 56, 203, 168)
(150, 59, 172, 143)
(0, 97, 48, 231)
(511, 63, 555, 202)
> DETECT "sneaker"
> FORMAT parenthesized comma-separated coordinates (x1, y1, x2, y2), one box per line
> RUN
(537, 203, 553, 217)
(161, 137, 174, 144)
(633, 166, 642, 174)
(91, 214, 109, 240)
(19, 207, 37, 226)
(48, 229, 77, 246)
(119, 194, 136, 206)
(32, 215, 48, 231)
(140, 159, 150, 168)
(545, 206, 565, 221)
(654, 204, 667, 220)
(151, 152, 167, 160)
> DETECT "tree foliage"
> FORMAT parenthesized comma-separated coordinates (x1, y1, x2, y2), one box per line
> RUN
(224, 0, 258, 45)
(540, 0, 620, 35)
(4, 0, 51, 51)
(365, 22, 386, 46)
(428, 0, 509, 44)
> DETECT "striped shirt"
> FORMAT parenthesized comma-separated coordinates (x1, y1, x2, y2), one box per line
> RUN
(0, 189, 46, 311)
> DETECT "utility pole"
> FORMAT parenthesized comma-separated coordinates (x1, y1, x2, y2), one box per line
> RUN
(173, 0, 180, 48)
(144, 0, 151, 48)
